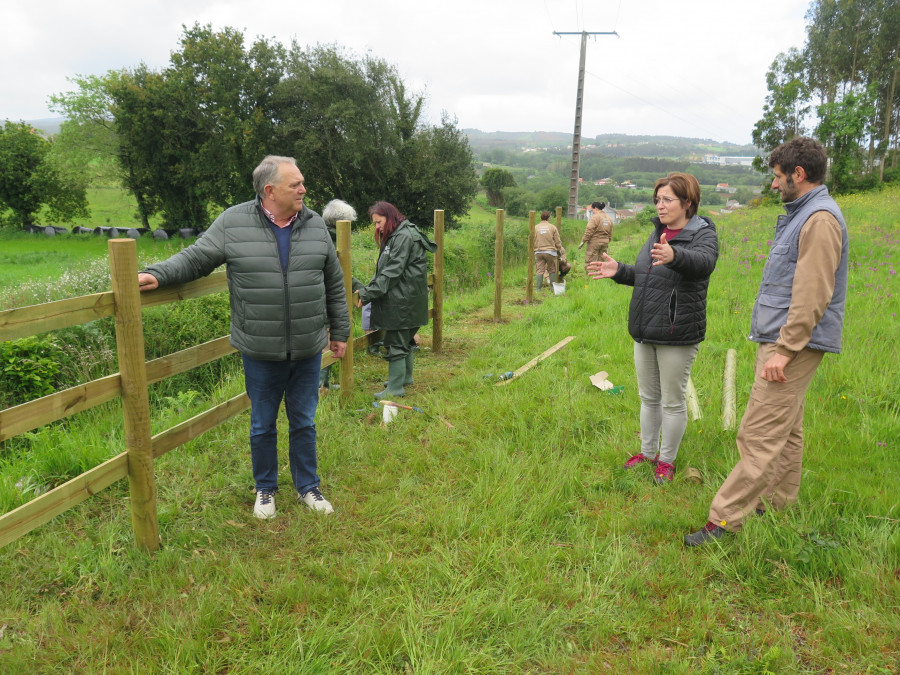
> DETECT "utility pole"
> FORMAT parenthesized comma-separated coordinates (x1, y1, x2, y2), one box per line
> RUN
(554, 30, 618, 219)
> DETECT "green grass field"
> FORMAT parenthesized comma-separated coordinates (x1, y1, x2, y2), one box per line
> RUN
(0, 187, 897, 672)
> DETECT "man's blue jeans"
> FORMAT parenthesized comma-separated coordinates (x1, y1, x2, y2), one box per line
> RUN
(242, 352, 321, 494)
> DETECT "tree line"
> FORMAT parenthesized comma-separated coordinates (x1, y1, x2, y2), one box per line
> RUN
(753, 0, 899, 192)
(1, 24, 478, 230)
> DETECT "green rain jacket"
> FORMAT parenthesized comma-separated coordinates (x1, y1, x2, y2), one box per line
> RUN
(357, 220, 437, 330)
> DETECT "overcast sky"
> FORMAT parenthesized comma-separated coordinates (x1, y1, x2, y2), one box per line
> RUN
(1, 0, 812, 145)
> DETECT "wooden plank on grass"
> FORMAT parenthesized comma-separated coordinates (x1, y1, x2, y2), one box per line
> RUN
(0, 453, 128, 549)
(151, 393, 250, 459)
(496, 336, 576, 386)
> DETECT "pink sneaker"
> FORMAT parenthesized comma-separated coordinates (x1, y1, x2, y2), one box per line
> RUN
(623, 453, 657, 469)
(654, 462, 675, 483)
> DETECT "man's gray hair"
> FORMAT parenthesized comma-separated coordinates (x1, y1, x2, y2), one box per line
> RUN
(252, 155, 297, 198)
(322, 199, 358, 226)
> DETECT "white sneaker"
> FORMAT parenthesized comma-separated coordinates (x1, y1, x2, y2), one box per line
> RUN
(253, 489, 276, 519)
(298, 486, 334, 514)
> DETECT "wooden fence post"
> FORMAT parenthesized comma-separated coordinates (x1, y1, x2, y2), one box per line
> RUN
(108, 239, 158, 552)
(337, 220, 354, 402)
(526, 210, 536, 303)
(494, 209, 504, 323)
(432, 210, 445, 354)
(722, 349, 737, 430)
(555, 206, 563, 229)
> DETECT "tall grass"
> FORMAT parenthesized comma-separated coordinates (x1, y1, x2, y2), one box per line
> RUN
(0, 187, 897, 672)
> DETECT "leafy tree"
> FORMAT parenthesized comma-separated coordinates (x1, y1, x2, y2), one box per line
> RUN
(49, 71, 161, 228)
(49, 73, 122, 186)
(481, 167, 516, 207)
(501, 186, 530, 217)
(0, 121, 88, 229)
(816, 85, 878, 192)
(273, 44, 475, 228)
(109, 24, 284, 228)
(536, 186, 568, 213)
(394, 114, 479, 229)
(752, 48, 811, 172)
(752, 0, 900, 187)
(53, 26, 477, 229)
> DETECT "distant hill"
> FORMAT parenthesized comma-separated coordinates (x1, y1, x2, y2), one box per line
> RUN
(9, 117, 65, 136)
(464, 130, 758, 159)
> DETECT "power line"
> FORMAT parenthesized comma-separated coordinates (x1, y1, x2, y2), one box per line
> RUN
(584, 69, 742, 142)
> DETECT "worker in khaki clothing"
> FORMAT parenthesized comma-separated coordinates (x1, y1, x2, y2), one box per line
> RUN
(685, 137, 849, 547)
(579, 201, 614, 272)
(533, 211, 565, 290)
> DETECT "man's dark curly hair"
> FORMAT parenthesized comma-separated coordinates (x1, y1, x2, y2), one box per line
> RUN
(768, 137, 827, 184)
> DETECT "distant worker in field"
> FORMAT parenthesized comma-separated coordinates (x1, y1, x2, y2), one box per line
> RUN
(355, 201, 436, 399)
(137, 155, 349, 520)
(685, 137, 848, 547)
(588, 173, 718, 484)
(579, 201, 614, 272)
(534, 211, 566, 291)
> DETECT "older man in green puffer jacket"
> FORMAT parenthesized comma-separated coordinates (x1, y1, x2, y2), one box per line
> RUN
(138, 156, 349, 520)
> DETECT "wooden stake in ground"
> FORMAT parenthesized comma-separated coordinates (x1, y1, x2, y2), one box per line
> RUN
(686, 376, 702, 421)
(495, 336, 576, 386)
(722, 348, 737, 430)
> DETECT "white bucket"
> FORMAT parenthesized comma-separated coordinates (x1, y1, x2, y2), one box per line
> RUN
(382, 404, 399, 424)
(552, 281, 566, 295)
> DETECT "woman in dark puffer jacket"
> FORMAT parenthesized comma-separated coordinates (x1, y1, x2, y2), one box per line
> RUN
(588, 173, 719, 483)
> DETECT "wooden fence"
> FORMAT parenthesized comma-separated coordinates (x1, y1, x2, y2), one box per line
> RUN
(0, 212, 445, 552)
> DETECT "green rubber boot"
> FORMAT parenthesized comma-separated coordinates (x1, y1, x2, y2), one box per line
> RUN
(374, 359, 406, 399)
(384, 353, 414, 387)
(535, 274, 544, 291)
(404, 352, 415, 386)
(549, 272, 558, 284)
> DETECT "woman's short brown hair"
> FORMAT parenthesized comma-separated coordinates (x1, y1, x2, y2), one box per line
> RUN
(653, 172, 701, 219)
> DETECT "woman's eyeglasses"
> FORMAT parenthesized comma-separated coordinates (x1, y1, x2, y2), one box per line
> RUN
(654, 196, 680, 205)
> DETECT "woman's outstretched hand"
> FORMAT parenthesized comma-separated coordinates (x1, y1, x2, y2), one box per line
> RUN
(651, 232, 674, 266)
(587, 253, 618, 280)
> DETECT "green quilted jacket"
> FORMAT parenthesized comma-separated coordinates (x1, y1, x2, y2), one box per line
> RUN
(143, 199, 350, 361)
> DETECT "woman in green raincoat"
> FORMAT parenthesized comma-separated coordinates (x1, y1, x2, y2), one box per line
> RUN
(356, 201, 436, 398)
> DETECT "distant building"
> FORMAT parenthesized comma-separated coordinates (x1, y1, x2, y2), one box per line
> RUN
(704, 154, 754, 167)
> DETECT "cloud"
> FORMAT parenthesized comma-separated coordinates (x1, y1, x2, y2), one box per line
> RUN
(2, 0, 812, 143)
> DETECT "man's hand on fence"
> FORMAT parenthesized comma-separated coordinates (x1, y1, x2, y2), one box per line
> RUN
(330, 341, 347, 358)
(138, 273, 159, 291)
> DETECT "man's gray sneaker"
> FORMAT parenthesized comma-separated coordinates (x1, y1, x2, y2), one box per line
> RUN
(253, 489, 276, 519)
(298, 486, 334, 515)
